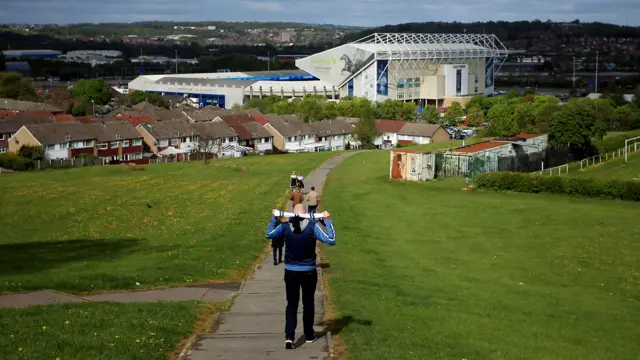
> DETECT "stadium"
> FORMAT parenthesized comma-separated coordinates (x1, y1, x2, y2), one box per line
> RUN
(128, 33, 509, 109)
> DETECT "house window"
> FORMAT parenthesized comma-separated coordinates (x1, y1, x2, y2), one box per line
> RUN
(333, 135, 339, 140)
(0, 146, 7, 153)
(58, 143, 69, 150)
(0, 134, 5, 140)
(46, 144, 56, 151)
(159, 139, 169, 147)
(265, 137, 271, 143)
(133, 139, 142, 146)
(122, 140, 130, 147)
(397, 79, 405, 89)
(288, 136, 294, 142)
(181, 137, 189, 143)
(122, 154, 130, 161)
(97, 142, 108, 150)
(132, 153, 142, 160)
(414, 77, 421, 87)
(475, 86, 479, 93)
(110, 141, 119, 148)
(407, 78, 414, 88)
(397, 92, 404, 99)
(171, 138, 179, 146)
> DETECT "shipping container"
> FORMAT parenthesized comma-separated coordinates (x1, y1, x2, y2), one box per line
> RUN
(389, 150, 436, 182)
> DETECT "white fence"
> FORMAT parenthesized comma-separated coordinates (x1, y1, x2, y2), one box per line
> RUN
(580, 139, 640, 170)
(537, 163, 569, 176)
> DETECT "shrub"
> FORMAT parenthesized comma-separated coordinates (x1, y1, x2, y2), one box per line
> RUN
(476, 172, 640, 201)
(0, 153, 34, 171)
(591, 130, 640, 154)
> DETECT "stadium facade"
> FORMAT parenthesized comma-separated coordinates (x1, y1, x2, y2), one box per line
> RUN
(128, 33, 509, 109)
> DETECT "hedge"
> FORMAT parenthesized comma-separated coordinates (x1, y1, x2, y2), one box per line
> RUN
(476, 172, 640, 201)
(592, 130, 640, 154)
(0, 153, 35, 171)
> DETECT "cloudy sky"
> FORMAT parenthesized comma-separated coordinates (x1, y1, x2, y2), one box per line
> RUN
(1, 0, 639, 26)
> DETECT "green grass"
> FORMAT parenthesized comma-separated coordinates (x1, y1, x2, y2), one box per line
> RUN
(570, 151, 640, 180)
(0, 152, 340, 294)
(322, 151, 640, 360)
(0, 301, 217, 360)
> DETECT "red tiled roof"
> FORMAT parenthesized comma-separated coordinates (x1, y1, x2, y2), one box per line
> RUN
(19, 110, 54, 118)
(116, 114, 155, 127)
(219, 114, 254, 125)
(516, 133, 544, 140)
(0, 110, 17, 118)
(229, 123, 252, 141)
(52, 114, 76, 123)
(74, 116, 96, 124)
(454, 141, 510, 153)
(375, 119, 406, 134)
(249, 113, 269, 126)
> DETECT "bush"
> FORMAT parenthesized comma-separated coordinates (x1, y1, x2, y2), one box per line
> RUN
(0, 153, 35, 171)
(476, 172, 640, 201)
(592, 130, 640, 154)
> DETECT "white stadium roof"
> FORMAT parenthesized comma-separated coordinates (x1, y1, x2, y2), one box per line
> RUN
(350, 33, 509, 61)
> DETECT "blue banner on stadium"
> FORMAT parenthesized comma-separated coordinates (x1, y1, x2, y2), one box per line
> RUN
(376, 60, 389, 95)
(485, 57, 494, 88)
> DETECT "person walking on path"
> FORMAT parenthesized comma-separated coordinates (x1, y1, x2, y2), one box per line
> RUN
(306, 186, 319, 215)
(290, 186, 303, 206)
(271, 217, 285, 265)
(265, 204, 336, 349)
(290, 171, 298, 192)
(296, 172, 305, 189)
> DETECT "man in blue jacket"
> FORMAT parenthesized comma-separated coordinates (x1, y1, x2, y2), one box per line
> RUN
(265, 204, 336, 349)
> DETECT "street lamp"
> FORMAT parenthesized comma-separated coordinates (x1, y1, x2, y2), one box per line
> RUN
(175, 49, 178, 74)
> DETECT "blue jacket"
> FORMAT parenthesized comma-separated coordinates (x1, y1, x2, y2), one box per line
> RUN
(265, 216, 336, 271)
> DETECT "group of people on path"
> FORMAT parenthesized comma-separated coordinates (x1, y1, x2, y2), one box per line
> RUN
(264, 170, 335, 350)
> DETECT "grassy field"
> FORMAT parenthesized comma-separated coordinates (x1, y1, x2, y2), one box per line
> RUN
(0, 301, 221, 360)
(321, 151, 640, 360)
(0, 152, 340, 294)
(570, 151, 640, 180)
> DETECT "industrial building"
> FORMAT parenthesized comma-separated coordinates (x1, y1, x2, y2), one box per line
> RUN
(128, 33, 509, 109)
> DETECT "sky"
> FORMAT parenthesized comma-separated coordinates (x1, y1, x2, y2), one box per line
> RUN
(1, 0, 639, 27)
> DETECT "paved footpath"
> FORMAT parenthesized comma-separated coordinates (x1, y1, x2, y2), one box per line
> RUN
(187, 152, 359, 360)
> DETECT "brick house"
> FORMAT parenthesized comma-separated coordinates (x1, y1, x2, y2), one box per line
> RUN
(0, 112, 55, 153)
(8, 122, 95, 159)
(136, 120, 199, 159)
(263, 115, 317, 152)
(215, 114, 273, 152)
(86, 122, 145, 162)
(309, 119, 357, 151)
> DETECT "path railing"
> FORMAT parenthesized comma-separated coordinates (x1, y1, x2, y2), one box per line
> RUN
(537, 163, 569, 176)
(580, 140, 640, 170)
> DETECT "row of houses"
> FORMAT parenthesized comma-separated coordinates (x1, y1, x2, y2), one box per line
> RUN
(1, 102, 454, 161)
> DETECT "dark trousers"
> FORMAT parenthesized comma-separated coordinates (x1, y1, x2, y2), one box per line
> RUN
(273, 246, 283, 263)
(284, 269, 317, 340)
(308, 204, 318, 215)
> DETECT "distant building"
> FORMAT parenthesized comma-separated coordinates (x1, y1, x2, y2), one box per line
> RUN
(5, 62, 31, 75)
(2, 50, 62, 59)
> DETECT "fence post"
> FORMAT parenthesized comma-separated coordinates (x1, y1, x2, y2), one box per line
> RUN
(541, 161, 544, 171)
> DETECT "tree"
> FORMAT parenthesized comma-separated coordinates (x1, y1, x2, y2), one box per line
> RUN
(442, 101, 464, 127)
(586, 98, 614, 135)
(400, 102, 417, 121)
(17, 145, 44, 161)
(612, 104, 636, 131)
(421, 105, 440, 124)
(147, 93, 170, 109)
(127, 90, 146, 105)
(353, 105, 378, 146)
(466, 106, 485, 127)
(72, 103, 87, 116)
(606, 93, 628, 107)
(487, 103, 518, 136)
(465, 94, 486, 111)
(505, 90, 521, 99)
(513, 102, 536, 130)
(299, 96, 325, 122)
(548, 99, 604, 153)
(634, 86, 640, 108)
(323, 101, 339, 119)
(70, 78, 112, 105)
(0, 72, 37, 100)
(194, 139, 219, 164)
